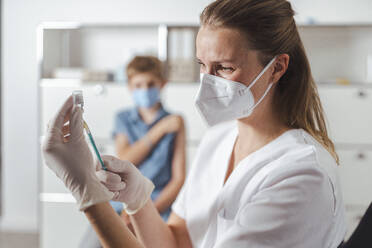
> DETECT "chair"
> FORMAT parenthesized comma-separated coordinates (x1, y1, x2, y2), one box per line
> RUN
(339, 203, 372, 247)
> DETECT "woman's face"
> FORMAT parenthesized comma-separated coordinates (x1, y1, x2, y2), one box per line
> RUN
(196, 25, 274, 99)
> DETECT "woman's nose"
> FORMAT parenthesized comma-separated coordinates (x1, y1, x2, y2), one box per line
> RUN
(200, 66, 215, 75)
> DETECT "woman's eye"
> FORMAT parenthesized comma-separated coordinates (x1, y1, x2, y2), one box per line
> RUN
(216, 65, 234, 72)
(197, 61, 205, 67)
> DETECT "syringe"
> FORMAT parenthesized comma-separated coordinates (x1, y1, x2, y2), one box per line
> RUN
(72, 90, 107, 171)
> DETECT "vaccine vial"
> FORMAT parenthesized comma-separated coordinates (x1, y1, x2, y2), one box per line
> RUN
(72, 90, 84, 109)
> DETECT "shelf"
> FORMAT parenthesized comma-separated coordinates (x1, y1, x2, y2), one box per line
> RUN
(40, 78, 199, 87)
(297, 22, 372, 28)
(38, 23, 200, 83)
(40, 78, 125, 87)
(317, 82, 372, 88)
(40, 78, 372, 89)
(38, 21, 372, 29)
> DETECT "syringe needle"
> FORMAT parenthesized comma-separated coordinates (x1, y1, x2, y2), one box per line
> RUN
(83, 121, 107, 171)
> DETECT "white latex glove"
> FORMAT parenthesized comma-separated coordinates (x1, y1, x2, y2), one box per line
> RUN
(96, 155, 154, 215)
(41, 96, 114, 211)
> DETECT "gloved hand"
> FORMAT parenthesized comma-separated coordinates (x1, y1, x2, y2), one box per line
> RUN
(41, 96, 114, 210)
(96, 155, 154, 215)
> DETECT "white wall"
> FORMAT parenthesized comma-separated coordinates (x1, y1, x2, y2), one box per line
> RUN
(291, 0, 372, 24)
(1, 0, 372, 233)
(0, 0, 211, 232)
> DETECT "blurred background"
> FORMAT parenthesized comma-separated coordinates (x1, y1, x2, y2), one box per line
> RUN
(2, 0, 372, 247)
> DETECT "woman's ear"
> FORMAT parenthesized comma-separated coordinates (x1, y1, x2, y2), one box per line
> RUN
(272, 54, 289, 84)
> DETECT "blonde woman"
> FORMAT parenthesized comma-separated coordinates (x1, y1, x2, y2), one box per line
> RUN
(42, 0, 346, 247)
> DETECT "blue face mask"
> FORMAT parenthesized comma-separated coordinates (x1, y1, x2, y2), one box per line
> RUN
(132, 87, 160, 108)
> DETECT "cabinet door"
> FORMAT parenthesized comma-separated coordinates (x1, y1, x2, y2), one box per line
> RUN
(41, 82, 206, 144)
(337, 149, 372, 238)
(41, 202, 89, 248)
(338, 149, 372, 206)
(343, 204, 369, 240)
(41, 83, 132, 139)
(318, 86, 372, 144)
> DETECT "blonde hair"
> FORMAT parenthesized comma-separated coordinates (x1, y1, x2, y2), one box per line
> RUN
(201, 0, 339, 163)
(126, 56, 165, 81)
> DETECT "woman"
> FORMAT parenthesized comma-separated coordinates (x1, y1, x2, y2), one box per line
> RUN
(42, 0, 346, 247)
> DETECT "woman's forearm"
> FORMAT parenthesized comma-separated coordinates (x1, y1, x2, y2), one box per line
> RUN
(131, 200, 178, 248)
(84, 202, 143, 248)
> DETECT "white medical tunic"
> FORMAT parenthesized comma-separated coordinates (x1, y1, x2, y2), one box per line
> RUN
(172, 122, 346, 248)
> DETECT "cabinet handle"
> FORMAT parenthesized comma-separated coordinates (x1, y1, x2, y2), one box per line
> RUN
(356, 152, 366, 160)
(357, 90, 367, 98)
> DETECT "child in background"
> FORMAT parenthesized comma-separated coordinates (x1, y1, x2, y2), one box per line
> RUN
(79, 56, 186, 247)
(113, 56, 186, 223)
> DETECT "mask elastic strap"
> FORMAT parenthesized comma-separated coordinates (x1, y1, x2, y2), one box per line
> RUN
(244, 55, 277, 92)
(250, 82, 273, 110)
(243, 56, 278, 113)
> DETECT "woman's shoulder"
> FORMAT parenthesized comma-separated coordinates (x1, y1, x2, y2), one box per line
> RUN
(297, 129, 340, 183)
(263, 129, 339, 191)
(269, 129, 337, 170)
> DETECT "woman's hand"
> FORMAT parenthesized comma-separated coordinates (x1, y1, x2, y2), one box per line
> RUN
(96, 155, 154, 214)
(41, 96, 113, 210)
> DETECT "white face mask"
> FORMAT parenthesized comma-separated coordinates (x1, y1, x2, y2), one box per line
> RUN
(195, 56, 277, 126)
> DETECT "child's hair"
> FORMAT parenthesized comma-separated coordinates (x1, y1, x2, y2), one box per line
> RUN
(126, 56, 166, 81)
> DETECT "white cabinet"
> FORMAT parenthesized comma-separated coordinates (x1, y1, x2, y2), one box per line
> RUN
(338, 149, 372, 206)
(40, 81, 204, 247)
(343, 204, 368, 240)
(40, 81, 133, 138)
(318, 86, 372, 144)
(41, 202, 89, 248)
(336, 149, 372, 238)
(298, 26, 372, 84)
(319, 85, 372, 238)
(40, 81, 206, 142)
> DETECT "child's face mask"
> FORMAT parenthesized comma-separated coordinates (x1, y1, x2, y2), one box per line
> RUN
(132, 87, 160, 108)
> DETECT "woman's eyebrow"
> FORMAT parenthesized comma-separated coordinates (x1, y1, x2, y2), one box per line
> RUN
(196, 57, 237, 64)
(215, 59, 236, 63)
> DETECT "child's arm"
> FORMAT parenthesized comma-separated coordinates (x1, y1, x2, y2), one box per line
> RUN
(153, 118, 186, 213)
(115, 125, 163, 166)
(115, 115, 183, 166)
